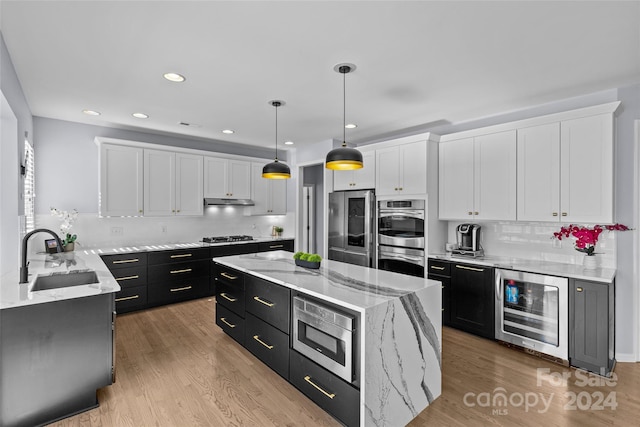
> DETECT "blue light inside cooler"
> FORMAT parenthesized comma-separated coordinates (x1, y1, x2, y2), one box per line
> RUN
(506, 280, 518, 304)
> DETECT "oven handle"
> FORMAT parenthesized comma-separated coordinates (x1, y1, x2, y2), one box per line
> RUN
(379, 251, 425, 266)
(379, 210, 424, 219)
(495, 270, 502, 302)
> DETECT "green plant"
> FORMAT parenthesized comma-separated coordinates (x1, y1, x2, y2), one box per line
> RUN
(299, 253, 310, 261)
(293, 251, 304, 260)
(274, 226, 283, 233)
(62, 233, 77, 246)
(307, 254, 322, 263)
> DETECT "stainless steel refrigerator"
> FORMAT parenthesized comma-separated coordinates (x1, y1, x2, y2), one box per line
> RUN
(328, 189, 375, 267)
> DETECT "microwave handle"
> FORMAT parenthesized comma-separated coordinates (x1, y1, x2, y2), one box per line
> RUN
(495, 270, 502, 302)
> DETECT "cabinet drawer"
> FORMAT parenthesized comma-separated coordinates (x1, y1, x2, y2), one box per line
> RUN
(148, 276, 209, 306)
(289, 350, 360, 427)
(428, 259, 450, 277)
(216, 303, 245, 345)
(109, 265, 147, 288)
(101, 252, 147, 270)
(216, 282, 245, 316)
(147, 247, 209, 265)
(114, 285, 148, 313)
(211, 242, 259, 257)
(258, 240, 294, 252)
(212, 264, 245, 290)
(148, 259, 210, 283)
(245, 313, 289, 380)
(245, 275, 290, 333)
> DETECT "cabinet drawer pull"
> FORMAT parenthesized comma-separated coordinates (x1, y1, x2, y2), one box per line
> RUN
(116, 275, 139, 281)
(474, 211, 479, 215)
(562, 212, 568, 217)
(253, 296, 275, 307)
(115, 295, 139, 302)
(170, 253, 192, 259)
(170, 268, 192, 274)
(220, 317, 236, 328)
(170, 286, 192, 292)
(468, 211, 473, 215)
(576, 287, 583, 292)
(552, 212, 559, 217)
(253, 335, 274, 350)
(220, 272, 238, 280)
(269, 244, 284, 249)
(455, 264, 484, 272)
(219, 293, 237, 302)
(430, 266, 445, 270)
(303, 376, 335, 399)
(112, 258, 139, 264)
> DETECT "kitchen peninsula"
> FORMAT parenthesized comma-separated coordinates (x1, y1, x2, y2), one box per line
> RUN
(212, 251, 442, 427)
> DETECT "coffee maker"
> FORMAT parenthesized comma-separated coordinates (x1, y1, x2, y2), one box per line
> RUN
(453, 223, 483, 257)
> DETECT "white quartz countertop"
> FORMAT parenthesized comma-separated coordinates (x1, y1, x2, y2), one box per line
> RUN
(213, 250, 440, 312)
(0, 250, 121, 310)
(429, 253, 616, 284)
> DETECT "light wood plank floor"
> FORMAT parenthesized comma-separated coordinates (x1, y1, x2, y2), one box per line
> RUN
(50, 297, 639, 427)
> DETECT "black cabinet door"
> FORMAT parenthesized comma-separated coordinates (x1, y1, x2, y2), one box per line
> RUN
(428, 259, 452, 327)
(245, 275, 291, 333)
(109, 265, 147, 288)
(148, 260, 210, 283)
(101, 252, 147, 270)
(244, 313, 289, 380)
(449, 263, 495, 339)
(211, 242, 259, 258)
(216, 303, 245, 345)
(147, 247, 209, 265)
(114, 285, 148, 313)
(148, 276, 209, 306)
(258, 239, 294, 252)
(216, 282, 245, 317)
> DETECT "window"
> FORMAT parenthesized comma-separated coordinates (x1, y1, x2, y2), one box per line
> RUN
(23, 139, 35, 232)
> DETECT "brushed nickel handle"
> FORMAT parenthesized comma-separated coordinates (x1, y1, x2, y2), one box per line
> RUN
(112, 259, 139, 264)
(455, 264, 484, 272)
(269, 244, 284, 249)
(253, 296, 274, 307)
(562, 212, 568, 217)
(253, 335, 274, 350)
(220, 272, 238, 280)
(170, 268, 192, 274)
(170, 253, 192, 258)
(220, 317, 236, 328)
(474, 211, 479, 215)
(304, 376, 335, 399)
(115, 295, 139, 302)
(577, 287, 583, 292)
(430, 266, 445, 270)
(468, 211, 473, 215)
(116, 275, 139, 281)
(219, 293, 237, 302)
(552, 212, 559, 217)
(170, 286, 192, 292)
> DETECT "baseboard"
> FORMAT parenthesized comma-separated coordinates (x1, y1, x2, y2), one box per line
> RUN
(615, 352, 637, 363)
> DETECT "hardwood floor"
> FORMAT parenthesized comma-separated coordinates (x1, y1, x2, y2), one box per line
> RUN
(50, 297, 639, 427)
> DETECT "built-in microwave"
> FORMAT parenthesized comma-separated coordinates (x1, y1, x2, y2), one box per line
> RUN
(292, 294, 360, 386)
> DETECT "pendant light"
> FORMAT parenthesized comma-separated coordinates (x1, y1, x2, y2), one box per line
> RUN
(262, 100, 291, 179)
(326, 63, 363, 170)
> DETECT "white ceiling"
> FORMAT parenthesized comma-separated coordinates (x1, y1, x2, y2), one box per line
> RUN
(1, 1, 639, 151)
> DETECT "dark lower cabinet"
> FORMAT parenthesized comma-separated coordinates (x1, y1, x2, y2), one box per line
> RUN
(258, 239, 294, 252)
(570, 279, 615, 376)
(245, 313, 289, 379)
(148, 276, 209, 306)
(289, 350, 360, 427)
(216, 303, 245, 345)
(449, 262, 495, 339)
(245, 275, 290, 333)
(114, 285, 148, 312)
(428, 259, 452, 326)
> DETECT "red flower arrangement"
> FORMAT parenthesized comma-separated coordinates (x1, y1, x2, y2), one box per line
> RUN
(552, 223, 630, 256)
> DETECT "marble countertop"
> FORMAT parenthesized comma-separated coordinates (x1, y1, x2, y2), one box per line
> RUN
(0, 250, 121, 310)
(429, 253, 616, 284)
(213, 250, 440, 312)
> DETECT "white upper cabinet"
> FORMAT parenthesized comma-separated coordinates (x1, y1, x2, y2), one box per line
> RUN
(204, 156, 251, 199)
(518, 114, 614, 223)
(439, 130, 516, 220)
(175, 153, 204, 216)
(376, 140, 427, 196)
(249, 162, 287, 215)
(333, 150, 376, 191)
(144, 150, 203, 216)
(99, 143, 143, 217)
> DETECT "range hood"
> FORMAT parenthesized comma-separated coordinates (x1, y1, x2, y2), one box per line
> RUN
(204, 197, 255, 206)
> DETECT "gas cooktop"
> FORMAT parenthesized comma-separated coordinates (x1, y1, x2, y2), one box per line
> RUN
(202, 235, 254, 244)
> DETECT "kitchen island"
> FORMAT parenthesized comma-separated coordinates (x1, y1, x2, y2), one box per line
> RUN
(0, 250, 120, 427)
(213, 250, 442, 427)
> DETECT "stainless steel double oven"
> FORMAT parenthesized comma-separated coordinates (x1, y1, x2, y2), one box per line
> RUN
(377, 199, 426, 277)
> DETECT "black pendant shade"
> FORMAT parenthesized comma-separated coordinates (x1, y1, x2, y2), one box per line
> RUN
(263, 100, 291, 179)
(326, 63, 363, 170)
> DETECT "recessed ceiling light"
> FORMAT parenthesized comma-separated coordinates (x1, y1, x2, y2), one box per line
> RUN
(82, 109, 101, 116)
(284, 141, 294, 145)
(345, 123, 357, 129)
(163, 72, 186, 82)
(132, 112, 149, 119)
(222, 129, 234, 134)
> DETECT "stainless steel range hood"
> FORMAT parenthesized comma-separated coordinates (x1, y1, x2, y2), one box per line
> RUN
(204, 197, 255, 206)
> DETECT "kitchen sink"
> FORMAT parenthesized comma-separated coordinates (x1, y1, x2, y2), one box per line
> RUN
(31, 270, 99, 291)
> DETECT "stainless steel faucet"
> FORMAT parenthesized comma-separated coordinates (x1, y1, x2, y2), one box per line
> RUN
(20, 228, 64, 284)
